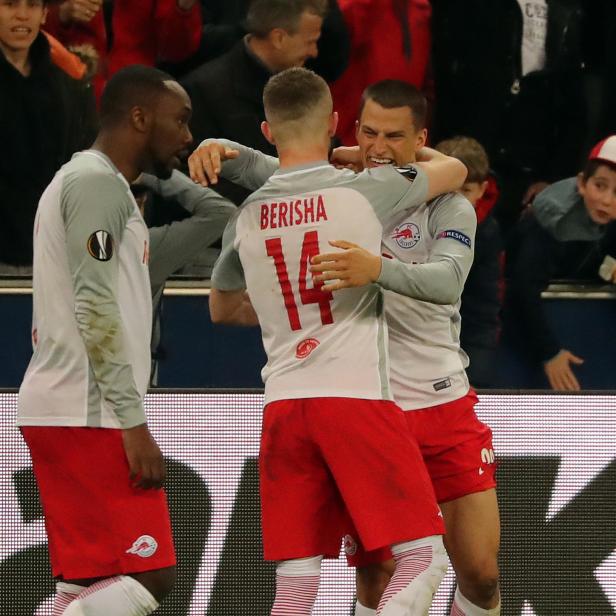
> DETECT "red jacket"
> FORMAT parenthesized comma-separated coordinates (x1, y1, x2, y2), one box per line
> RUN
(331, 0, 432, 146)
(46, 1, 202, 100)
(108, 0, 202, 76)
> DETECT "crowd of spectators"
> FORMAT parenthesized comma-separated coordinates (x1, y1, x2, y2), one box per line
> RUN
(1, 0, 615, 391)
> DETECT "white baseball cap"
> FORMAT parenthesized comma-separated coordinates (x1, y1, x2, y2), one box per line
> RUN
(589, 135, 616, 165)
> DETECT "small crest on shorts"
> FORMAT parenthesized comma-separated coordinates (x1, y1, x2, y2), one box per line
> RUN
(343, 534, 358, 556)
(126, 535, 158, 558)
(296, 338, 319, 359)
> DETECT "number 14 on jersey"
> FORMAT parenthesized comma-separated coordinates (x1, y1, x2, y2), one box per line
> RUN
(265, 230, 334, 331)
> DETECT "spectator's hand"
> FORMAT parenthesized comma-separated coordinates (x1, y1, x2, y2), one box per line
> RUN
(330, 146, 362, 171)
(188, 141, 240, 186)
(523, 181, 550, 207)
(58, 0, 102, 25)
(544, 349, 584, 391)
(176, 0, 198, 9)
(122, 424, 166, 489)
(310, 240, 381, 292)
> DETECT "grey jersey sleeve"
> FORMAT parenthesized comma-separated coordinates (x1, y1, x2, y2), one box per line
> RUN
(143, 170, 236, 294)
(210, 212, 246, 290)
(203, 139, 279, 191)
(61, 171, 145, 428)
(355, 164, 430, 223)
(378, 193, 476, 304)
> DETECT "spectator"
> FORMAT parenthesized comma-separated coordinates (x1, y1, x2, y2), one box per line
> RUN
(108, 0, 202, 77)
(0, 0, 97, 273)
(132, 171, 236, 384)
(431, 0, 612, 232)
(165, 0, 349, 82)
(505, 136, 616, 391)
(45, 0, 106, 96)
(436, 136, 504, 388)
(46, 0, 203, 101)
(182, 0, 327, 158)
(330, 0, 432, 146)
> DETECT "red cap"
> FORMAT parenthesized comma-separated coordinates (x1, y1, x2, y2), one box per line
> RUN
(589, 135, 616, 165)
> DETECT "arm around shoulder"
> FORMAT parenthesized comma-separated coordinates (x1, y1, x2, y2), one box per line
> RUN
(415, 147, 468, 201)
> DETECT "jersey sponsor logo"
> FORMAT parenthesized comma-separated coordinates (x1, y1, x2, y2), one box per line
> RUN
(126, 535, 158, 558)
(436, 229, 472, 248)
(392, 222, 421, 249)
(433, 378, 451, 392)
(343, 534, 358, 556)
(394, 165, 418, 183)
(87, 230, 114, 261)
(295, 338, 320, 359)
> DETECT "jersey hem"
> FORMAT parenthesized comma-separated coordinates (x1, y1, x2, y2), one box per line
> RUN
(263, 390, 395, 405)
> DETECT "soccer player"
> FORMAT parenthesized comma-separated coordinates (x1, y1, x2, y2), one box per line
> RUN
(17, 65, 193, 616)
(190, 80, 500, 616)
(203, 68, 467, 615)
(313, 82, 501, 616)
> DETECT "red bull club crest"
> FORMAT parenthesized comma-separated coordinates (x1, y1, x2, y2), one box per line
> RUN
(392, 222, 421, 249)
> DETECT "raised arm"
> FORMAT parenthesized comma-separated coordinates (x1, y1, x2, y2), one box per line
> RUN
(414, 147, 468, 201)
(311, 194, 476, 305)
(141, 170, 235, 292)
(188, 139, 279, 190)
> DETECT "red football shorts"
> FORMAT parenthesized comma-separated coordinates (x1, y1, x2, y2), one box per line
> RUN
(21, 426, 176, 580)
(259, 397, 444, 562)
(346, 389, 497, 567)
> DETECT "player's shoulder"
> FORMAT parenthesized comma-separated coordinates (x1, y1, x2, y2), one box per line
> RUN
(428, 191, 475, 217)
(359, 163, 421, 184)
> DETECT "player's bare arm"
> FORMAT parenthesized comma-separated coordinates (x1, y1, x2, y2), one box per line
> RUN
(209, 288, 259, 327)
(188, 140, 240, 186)
(122, 424, 167, 489)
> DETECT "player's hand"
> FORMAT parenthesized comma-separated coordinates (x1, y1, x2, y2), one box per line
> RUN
(330, 146, 362, 171)
(310, 240, 382, 292)
(523, 181, 550, 206)
(176, 0, 197, 10)
(188, 141, 240, 187)
(543, 349, 584, 391)
(58, 0, 102, 24)
(122, 424, 166, 490)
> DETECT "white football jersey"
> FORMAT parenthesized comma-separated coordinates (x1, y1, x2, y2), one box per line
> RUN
(381, 193, 476, 409)
(18, 151, 152, 429)
(212, 161, 428, 404)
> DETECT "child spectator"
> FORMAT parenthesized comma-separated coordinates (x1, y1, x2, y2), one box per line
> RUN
(436, 136, 504, 388)
(505, 135, 616, 390)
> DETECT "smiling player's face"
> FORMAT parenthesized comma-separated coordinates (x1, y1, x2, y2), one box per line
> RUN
(356, 99, 426, 170)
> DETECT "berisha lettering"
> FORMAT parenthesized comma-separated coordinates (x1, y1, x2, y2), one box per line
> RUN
(260, 195, 328, 230)
(87, 230, 114, 261)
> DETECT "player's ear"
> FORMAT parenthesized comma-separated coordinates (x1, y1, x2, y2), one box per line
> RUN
(416, 128, 428, 151)
(131, 105, 151, 134)
(478, 180, 489, 200)
(329, 111, 339, 138)
(261, 121, 275, 145)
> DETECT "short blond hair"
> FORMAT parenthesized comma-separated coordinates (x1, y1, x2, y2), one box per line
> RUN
(263, 67, 332, 143)
(435, 136, 490, 183)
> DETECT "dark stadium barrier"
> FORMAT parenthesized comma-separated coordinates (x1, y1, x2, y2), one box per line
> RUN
(2, 281, 616, 390)
(1, 390, 615, 615)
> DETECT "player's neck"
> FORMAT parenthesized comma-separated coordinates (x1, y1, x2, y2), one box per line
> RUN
(91, 133, 143, 183)
(276, 143, 330, 169)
